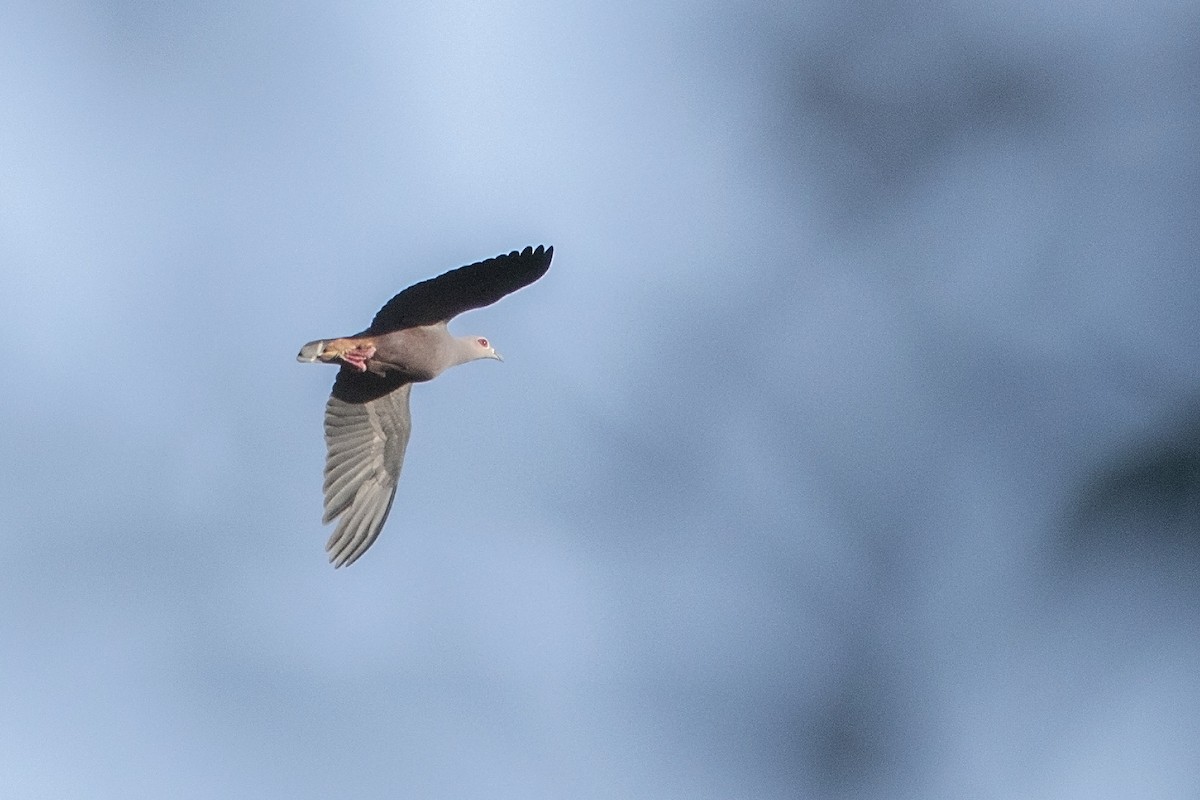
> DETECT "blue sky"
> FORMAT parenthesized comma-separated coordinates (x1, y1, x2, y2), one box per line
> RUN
(2, 1, 1198, 797)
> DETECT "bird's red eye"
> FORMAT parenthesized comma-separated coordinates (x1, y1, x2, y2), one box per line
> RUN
(477, 338, 489, 347)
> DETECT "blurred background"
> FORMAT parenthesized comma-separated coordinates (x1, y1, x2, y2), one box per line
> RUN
(2, 0, 1198, 797)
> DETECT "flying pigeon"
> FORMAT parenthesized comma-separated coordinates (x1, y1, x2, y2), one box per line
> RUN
(297, 245, 553, 567)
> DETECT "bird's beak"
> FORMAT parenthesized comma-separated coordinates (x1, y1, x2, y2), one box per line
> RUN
(492, 351, 504, 362)
(297, 340, 326, 363)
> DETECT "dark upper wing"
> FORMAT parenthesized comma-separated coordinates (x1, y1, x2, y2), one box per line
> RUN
(367, 245, 553, 334)
(322, 370, 413, 568)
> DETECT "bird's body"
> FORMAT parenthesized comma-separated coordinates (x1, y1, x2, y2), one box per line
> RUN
(302, 323, 469, 382)
(298, 245, 553, 567)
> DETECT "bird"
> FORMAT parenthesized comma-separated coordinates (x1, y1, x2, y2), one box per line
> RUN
(297, 244, 553, 567)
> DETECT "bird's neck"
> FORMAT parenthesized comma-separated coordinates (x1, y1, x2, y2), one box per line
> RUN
(450, 335, 485, 366)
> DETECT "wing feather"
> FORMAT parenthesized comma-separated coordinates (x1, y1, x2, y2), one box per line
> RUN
(319, 373, 413, 567)
(367, 245, 552, 333)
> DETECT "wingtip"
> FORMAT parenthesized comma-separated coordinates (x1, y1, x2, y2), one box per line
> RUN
(325, 534, 357, 568)
(518, 243, 553, 269)
(515, 244, 553, 260)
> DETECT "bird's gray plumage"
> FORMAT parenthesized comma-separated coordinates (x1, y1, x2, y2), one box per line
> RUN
(299, 245, 553, 567)
(322, 380, 411, 568)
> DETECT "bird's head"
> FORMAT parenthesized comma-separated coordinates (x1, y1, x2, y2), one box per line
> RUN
(469, 336, 503, 362)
